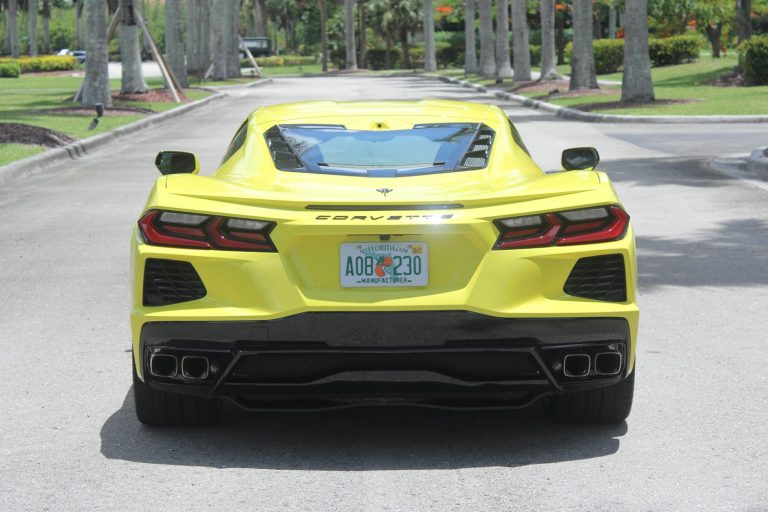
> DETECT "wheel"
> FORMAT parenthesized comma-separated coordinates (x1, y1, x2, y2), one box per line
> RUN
(545, 369, 635, 424)
(132, 356, 218, 427)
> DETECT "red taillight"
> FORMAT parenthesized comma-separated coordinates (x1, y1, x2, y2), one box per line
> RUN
(494, 206, 629, 250)
(138, 210, 276, 252)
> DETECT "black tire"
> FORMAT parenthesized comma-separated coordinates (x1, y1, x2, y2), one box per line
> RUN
(132, 357, 218, 427)
(545, 369, 635, 424)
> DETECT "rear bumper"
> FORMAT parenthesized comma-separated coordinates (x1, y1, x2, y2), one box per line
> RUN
(138, 313, 632, 410)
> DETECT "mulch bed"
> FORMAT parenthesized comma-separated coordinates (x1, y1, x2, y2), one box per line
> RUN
(507, 79, 618, 99)
(112, 88, 188, 103)
(0, 122, 75, 147)
(34, 105, 157, 116)
(706, 70, 746, 87)
(569, 99, 699, 112)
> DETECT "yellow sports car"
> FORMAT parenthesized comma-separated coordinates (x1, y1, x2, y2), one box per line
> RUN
(131, 100, 638, 426)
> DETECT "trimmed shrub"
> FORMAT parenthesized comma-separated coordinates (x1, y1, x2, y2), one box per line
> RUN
(0, 55, 78, 73)
(366, 49, 401, 70)
(240, 55, 318, 68)
(529, 45, 541, 67)
(0, 62, 21, 78)
(741, 36, 768, 85)
(648, 35, 700, 67)
(565, 39, 624, 74)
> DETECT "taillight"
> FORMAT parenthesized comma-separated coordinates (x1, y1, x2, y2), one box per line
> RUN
(494, 206, 629, 249)
(138, 210, 276, 252)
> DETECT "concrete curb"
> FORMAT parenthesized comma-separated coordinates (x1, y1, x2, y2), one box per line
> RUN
(0, 89, 230, 187)
(435, 75, 768, 124)
(746, 147, 768, 179)
(200, 77, 273, 89)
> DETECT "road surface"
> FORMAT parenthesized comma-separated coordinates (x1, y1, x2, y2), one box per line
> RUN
(1, 76, 766, 511)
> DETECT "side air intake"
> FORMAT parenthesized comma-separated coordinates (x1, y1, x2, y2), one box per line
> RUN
(458, 124, 495, 170)
(564, 254, 627, 302)
(143, 258, 207, 306)
(264, 125, 305, 170)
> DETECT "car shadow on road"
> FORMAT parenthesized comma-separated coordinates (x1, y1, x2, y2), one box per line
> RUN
(100, 389, 626, 470)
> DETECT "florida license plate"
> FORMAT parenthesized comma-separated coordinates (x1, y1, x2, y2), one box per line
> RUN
(340, 242, 428, 287)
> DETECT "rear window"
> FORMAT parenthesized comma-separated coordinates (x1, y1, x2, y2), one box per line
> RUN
(264, 123, 495, 177)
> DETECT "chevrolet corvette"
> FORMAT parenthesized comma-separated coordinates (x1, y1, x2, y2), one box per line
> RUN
(131, 100, 638, 426)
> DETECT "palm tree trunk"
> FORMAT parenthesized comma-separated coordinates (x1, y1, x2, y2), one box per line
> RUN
(569, 0, 598, 90)
(256, 0, 268, 37)
(8, 0, 20, 58)
(226, 0, 242, 77)
(165, 0, 188, 87)
(423, 0, 437, 71)
(187, 0, 200, 74)
(539, 0, 560, 80)
(608, 5, 617, 39)
(344, 0, 358, 70)
(495, 0, 512, 78)
(119, 1, 148, 93)
(75, 0, 85, 50)
(464, 0, 477, 75)
(82, 0, 112, 107)
(737, 0, 753, 69)
(318, 0, 328, 72)
(621, 0, 654, 103)
(477, 0, 494, 77)
(511, 0, 530, 80)
(211, 0, 227, 80)
(384, 33, 393, 69)
(42, 0, 51, 54)
(358, 0, 367, 68)
(705, 23, 722, 58)
(400, 30, 410, 69)
(28, 0, 39, 56)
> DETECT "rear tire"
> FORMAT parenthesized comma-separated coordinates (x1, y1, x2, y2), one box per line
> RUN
(545, 369, 635, 424)
(132, 356, 218, 427)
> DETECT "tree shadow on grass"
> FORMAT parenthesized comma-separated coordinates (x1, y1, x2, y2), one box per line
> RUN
(101, 390, 626, 470)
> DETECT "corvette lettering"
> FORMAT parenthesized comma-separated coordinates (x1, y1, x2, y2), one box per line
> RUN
(315, 214, 454, 221)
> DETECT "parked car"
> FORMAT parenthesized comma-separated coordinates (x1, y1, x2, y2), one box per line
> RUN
(239, 36, 272, 58)
(57, 48, 86, 64)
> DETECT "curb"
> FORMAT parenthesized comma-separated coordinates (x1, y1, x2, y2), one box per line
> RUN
(0, 89, 230, 187)
(435, 75, 768, 124)
(746, 147, 768, 179)
(199, 77, 273, 89)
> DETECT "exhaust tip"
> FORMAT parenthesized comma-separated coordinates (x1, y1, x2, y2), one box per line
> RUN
(595, 352, 622, 376)
(181, 356, 210, 380)
(149, 353, 178, 378)
(563, 353, 591, 378)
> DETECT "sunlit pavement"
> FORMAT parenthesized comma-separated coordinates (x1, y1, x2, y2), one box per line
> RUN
(0, 76, 766, 511)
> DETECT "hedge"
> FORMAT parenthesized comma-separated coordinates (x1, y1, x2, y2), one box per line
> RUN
(239, 55, 317, 68)
(0, 62, 21, 78)
(0, 55, 77, 73)
(741, 36, 768, 85)
(566, 39, 624, 74)
(648, 35, 700, 67)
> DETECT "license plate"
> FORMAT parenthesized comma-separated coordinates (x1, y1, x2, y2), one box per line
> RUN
(340, 242, 428, 287)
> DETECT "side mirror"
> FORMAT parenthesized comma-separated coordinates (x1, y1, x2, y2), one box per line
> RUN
(155, 151, 200, 175)
(561, 147, 600, 171)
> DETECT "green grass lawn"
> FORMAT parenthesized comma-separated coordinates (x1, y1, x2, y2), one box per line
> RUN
(0, 74, 211, 166)
(439, 55, 767, 116)
(259, 64, 323, 76)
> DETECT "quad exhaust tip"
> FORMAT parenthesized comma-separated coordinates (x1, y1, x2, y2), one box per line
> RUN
(149, 353, 178, 378)
(563, 353, 591, 378)
(595, 352, 622, 376)
(181, 356, 210, 380)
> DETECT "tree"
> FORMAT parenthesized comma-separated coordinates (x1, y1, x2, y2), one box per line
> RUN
(318, 0, 329, 71)
(495, 0, 513, 78)
(26, 0, 38, 56)
(82, 0, 112, 107)
(569, 0, 598, 90)
(75, 0, 84, 49)
(478, 0, 494, 77)
(622, 0, 654, 103)
(119, 0, 148, 93)
(464, 0, 478, 74)
(359, 0, 367, 68)
(423, 0, 437, 71)
(539, 0, 560, 80)
(736, 0, 752, 69)
(8, 0, 20, 58)
(41, 0, 51, 54)
(225, 0, 241, 77)
(344, 0, 358, 70)
(164, 0, 188, 87)
(211, 0, 227, 80)
(511, 0, 530, 80)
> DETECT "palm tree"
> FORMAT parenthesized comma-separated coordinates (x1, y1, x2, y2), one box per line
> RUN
(495, 0, 513, 78)
(621, 0, 654, 103)
(7, 0, 20, 58)
(344, 0, 358, 70)
(737, 0, 753, 69)
(423, 0, 437, 72)
(164, 0, 188, 87)
(464, 0, 477, 75)
(511, 0, 530, 80)
(41, 0, 51, 54)
(569, 0, 598, 90)
(28, 0, 38, 56)
(75, 0, 84, 49)
(211, 0, 227, 80)
(380, 0, 419, 69)
(318, 0, 329, 71)
(119, 0, 148, 93)
(478, 0, 494, 77)
(225, 0, 241, 78)
(539, 0, 560, 80)
(82, 0, 112, 107)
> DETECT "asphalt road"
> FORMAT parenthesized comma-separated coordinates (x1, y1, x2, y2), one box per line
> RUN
(1, 76, 767, 512)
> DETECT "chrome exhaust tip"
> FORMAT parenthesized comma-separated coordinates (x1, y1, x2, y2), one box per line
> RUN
(594, 352, 622, 376)
(149, 353, 178, 378)
(563, 353, 591, 378)
(181, 356, 210, 380)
